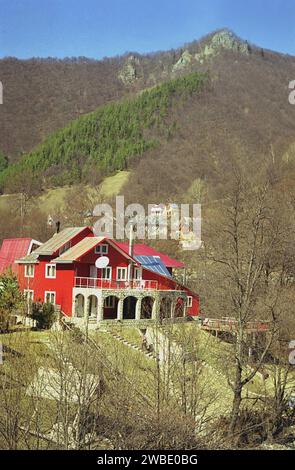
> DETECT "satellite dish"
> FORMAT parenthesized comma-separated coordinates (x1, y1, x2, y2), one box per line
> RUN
(95, 256, 109, 269)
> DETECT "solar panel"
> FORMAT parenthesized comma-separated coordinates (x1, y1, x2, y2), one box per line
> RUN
(135, 255, 172, 278)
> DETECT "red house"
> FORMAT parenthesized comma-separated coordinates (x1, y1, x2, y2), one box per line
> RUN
(16, 227, 199, 325)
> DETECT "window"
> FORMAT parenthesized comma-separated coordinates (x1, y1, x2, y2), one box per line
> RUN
(102, 267, 112, 280)
(105, 297, 115, 308)
(59, 241, 71, 256)
(45, 291, 56, 304)
(116, 267, 127, 281)
(25, 264, 35, 278)
(45, 264, 56, 278)
(187, 296, 193, 308)
(24, 290, 34, 302)
(95, 244, 108, 255)
(134, 267, 142, 280)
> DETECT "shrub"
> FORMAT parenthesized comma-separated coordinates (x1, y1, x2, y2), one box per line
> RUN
(31, 301, 56, 330)
(0, 271, 23, 331)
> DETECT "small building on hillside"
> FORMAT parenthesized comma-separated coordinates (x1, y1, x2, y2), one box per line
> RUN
(16, 227, 199, 325)
(150, 204, 166, 217)
(0, 238, 42, 275)
(165, 203, 179, 218)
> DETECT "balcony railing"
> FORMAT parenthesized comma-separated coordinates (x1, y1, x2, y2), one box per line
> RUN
(74, 277, 158, 290)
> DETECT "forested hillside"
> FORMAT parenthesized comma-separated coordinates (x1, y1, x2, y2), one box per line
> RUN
(0, 72, 208, 192)
(0, 56, 127, 160)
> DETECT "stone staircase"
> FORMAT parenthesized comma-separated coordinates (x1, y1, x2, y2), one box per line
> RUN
(104, 328, 157, 360)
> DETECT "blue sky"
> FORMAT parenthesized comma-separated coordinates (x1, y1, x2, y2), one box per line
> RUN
(0, 0, 294, 59)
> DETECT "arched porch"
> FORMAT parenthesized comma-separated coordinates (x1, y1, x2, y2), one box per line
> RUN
(88, 295, 98, 318)
(141, 296, 154, 320)
(123, 296, 137, 320)
(103, 295, 119, 320)
(160, 297, 173, 320)
(174, 296, 185, 318)
(75, 294, 85, 317)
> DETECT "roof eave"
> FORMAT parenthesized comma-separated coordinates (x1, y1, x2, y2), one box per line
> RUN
(16, 259, 39, 264)
(54, 260, 74, 264)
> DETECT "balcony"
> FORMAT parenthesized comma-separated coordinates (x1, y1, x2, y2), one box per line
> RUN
(74, 277, 158, 290)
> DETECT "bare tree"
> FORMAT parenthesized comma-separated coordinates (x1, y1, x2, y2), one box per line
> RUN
(0, 331, 44, 449)
(201, 172, 288, 437)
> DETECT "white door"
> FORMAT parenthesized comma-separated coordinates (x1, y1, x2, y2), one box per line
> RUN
(90, 265, 97, 278)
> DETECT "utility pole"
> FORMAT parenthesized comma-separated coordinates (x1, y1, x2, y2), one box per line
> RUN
(156, 351, 161, 422)
(128, 221, 135, 283)
(20, 192, 24, 236)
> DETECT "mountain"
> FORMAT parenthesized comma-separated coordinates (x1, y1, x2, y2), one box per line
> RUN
(0, 29, 229, 160)
(1, 29, 295, 202)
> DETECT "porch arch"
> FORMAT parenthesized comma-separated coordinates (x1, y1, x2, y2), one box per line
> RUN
(123, 296, 137, 320)
(174, 296, 185, 318)
(87, 295, 98, 318)
(103, 295, 119, 320)
(160, 297, 172, 320)
(141, 296, 154, 319)
(75, 294, 85, 318)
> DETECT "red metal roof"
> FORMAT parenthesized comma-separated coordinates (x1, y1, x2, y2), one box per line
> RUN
(115, 242, 184, 268)
(0, 238, 37, 274)
(52, 236, 184, 269)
